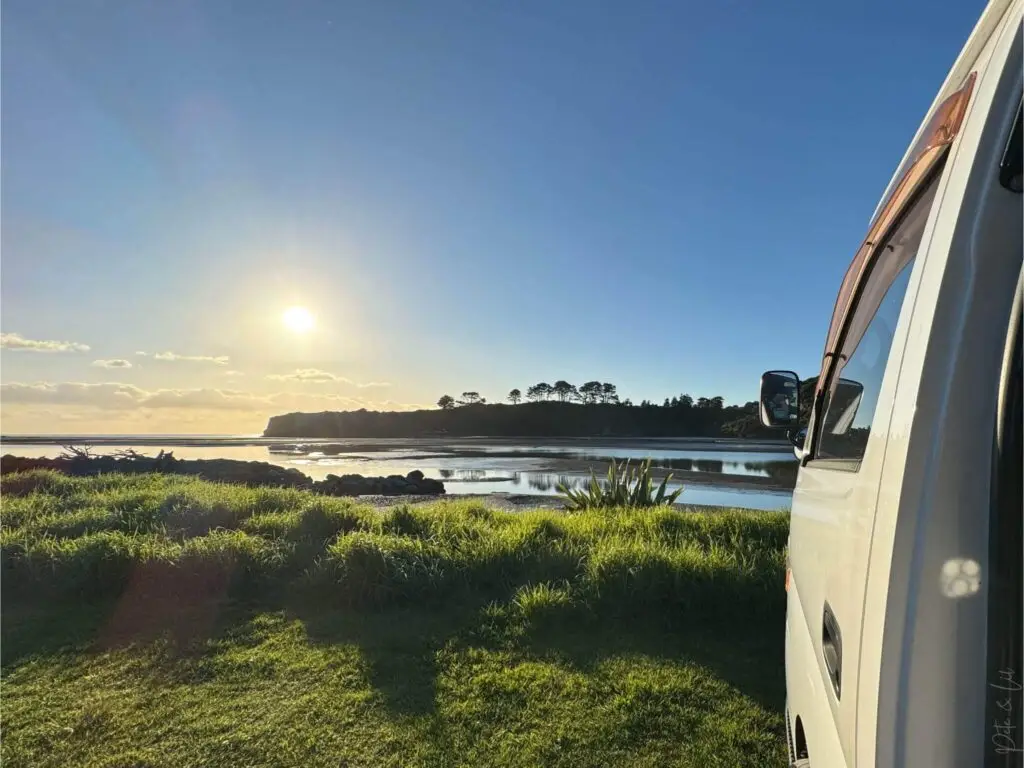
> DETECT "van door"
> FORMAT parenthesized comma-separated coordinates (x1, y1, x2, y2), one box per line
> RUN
(788, 171, 946, 765)
(857, 11, 1023, 765)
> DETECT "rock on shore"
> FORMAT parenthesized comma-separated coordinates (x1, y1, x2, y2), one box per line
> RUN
(317, 470, 444, 497)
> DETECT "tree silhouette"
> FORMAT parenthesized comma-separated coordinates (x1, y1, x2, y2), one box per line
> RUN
(552, 380, 577, 402)
(579, 381, 603, 404)
(527, 382, 553, 401)
(274, 384, 789, 439)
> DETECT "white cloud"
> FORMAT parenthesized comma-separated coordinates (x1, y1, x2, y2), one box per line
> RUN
(266, 368, 391, 388)
(0, 382, 263, 411)
(136, 351, 230, 365)
(91, 359, 133, 369)
(0, 381, 418, 414)
(267, 368, 339, 383)
(223, 370, 245, 377)
(1, 332, 90, 353)
(2, 382, 148, 410)
(139, 388, 272, 411)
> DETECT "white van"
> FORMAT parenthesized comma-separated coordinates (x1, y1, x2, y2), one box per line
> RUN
(758, 1, 1023, 766)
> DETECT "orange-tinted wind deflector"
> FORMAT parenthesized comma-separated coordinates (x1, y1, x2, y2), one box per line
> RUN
(814, 72, 978, 402)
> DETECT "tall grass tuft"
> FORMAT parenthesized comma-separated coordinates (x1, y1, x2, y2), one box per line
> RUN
(557, 459, 683, 510)
(317, 532, 449, 606)
(1, 469, 83, 498)
(2, 531, 174, 598)
(510, 581, 579, 627)
(2, 473, 788, 625)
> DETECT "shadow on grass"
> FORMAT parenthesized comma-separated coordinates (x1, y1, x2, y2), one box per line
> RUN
(3, 590, 785, 723)
(284, 599, 457, 716)
(512, 615, 786, 714)
(2, 600, 119, 669)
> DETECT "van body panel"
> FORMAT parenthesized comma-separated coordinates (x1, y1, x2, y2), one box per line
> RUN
(786, 577, 846, 764)
(783, 1, 1024, 765)
(869, 0, 1016, 225)
(791, 417, 906, 763)
(866, 9, 1024, 765)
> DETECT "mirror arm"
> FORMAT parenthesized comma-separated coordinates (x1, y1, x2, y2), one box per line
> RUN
(786, 427, 808, 461)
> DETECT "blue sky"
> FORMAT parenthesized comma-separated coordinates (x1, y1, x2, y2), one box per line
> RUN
(1, 0, 985, 434)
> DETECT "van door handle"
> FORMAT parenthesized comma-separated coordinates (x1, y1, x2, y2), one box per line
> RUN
(822, 602, 843, 699)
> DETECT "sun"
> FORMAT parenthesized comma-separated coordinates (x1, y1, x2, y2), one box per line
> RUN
(282, 306, 315, 334)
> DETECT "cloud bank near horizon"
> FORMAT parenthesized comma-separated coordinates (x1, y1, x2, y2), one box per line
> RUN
(1, 333, 90, 353)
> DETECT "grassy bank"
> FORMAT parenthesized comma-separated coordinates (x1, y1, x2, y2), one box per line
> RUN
(2, 471, 790, 767)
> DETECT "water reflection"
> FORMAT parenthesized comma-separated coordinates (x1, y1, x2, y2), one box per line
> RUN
(441, 470, 791, 511)
(571, 455, 800, 478)
(435, 470, 579, 493)
(446, 469, 487, 481)
(258, 441, 799, 482)
(694, 459, 723, 473)
(747, 460, 799, 485)
(526, 474, 579, 493)
(0, 439, 797, 511)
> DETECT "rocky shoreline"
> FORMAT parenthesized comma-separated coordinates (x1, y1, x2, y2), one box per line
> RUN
(0, 452, 445, 497)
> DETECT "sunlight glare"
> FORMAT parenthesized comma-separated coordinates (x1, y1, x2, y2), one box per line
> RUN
(283, 306, 315, 334)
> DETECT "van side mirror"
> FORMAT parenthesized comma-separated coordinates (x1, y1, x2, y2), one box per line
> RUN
(759, 370, 800, 428)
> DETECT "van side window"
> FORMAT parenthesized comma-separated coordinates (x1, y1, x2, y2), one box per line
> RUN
(814, 177, 940, 464)
(817, 261, 915, 460)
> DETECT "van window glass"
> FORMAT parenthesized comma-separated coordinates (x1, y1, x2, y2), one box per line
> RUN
(815, 176, 940, 463)
(817, 260, 914, 460)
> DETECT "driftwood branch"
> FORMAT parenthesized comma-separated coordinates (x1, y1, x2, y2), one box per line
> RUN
(58, 445, 94, 460)
(110, 448, 144, 460)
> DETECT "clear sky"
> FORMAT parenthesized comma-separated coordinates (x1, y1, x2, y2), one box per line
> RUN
(1, 0, 986, 434)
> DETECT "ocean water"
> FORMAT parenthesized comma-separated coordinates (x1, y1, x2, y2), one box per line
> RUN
(1, 437, 796, 511)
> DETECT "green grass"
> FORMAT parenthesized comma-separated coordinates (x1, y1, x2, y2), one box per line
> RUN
(1, 471, 790, 767)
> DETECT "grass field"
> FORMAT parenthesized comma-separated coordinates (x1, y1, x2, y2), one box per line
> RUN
(1, 471, 790, 768)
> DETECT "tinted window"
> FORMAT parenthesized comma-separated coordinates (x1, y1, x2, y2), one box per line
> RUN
(814, 176, 939, 464)
(817, 260, 915, 460)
